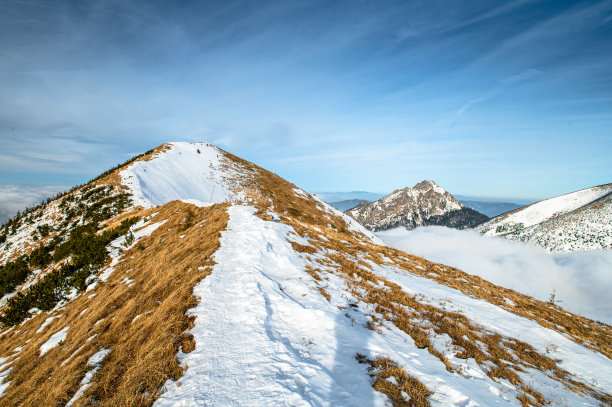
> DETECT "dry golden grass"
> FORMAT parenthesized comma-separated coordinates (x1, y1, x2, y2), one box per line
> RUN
(356, 354, 431, 407)
(0, 201, 229, 406)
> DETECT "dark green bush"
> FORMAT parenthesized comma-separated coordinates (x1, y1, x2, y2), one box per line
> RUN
(0, 258, 30, 298)
(0, 216, 139, 326)
(37, 224, 51, 237)
(28, 245, 52, 269)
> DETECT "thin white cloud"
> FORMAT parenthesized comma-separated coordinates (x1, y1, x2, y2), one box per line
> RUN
(21, 151, 79, 163)
(501, 68, 541, 84)
(471, 1, 612, 69)
(377, 226, 612, 324)
(435, 68, 542, 128)
(0, 184, 68, 223)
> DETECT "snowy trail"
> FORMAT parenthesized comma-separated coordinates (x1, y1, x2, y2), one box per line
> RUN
(154, 205, 385, 407)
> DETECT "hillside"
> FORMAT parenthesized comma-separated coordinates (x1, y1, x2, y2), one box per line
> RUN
(346, 180, 489, 232)
(0, 142, 610, 406)
(478, 184, 612, 252)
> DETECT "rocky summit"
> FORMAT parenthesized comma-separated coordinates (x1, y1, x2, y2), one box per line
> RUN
(346, 180, 489, 232)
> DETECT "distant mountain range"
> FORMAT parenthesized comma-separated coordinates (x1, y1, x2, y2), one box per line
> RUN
(345, 180, 489, 231)
(454, 195, 526, 217)
(326, 199, 365, 211)
(313, 191, 385, 203)
(478, 183, 612, 252)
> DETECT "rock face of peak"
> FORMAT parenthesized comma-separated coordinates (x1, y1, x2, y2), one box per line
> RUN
(0, 143, 610, 406)
(346, 181, 489, 231)
(478, 183, 612, 252)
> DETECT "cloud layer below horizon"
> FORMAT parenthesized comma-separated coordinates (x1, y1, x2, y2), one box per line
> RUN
(0, 185, 68, 224)
(377, 226, 612, 324)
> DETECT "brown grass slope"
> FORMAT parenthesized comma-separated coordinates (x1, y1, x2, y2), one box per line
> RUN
(0, 201, 228, 406)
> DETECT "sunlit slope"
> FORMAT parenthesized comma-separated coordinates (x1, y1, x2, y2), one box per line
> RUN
(479, 184, 612, 252)
(0, 142, 610, 406)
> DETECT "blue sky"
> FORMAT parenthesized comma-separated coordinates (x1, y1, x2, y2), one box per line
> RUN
(1, 0, 611, 201)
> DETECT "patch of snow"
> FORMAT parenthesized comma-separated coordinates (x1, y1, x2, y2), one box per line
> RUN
(65, 349, 111, 407)
(40, 326, 68, 356)
(293, 188, 310, 199)
(36, 316, 58, 333)
(0, 365, 12, 397)
(120, 142, 239, 208)
(180, 199, 215, 207)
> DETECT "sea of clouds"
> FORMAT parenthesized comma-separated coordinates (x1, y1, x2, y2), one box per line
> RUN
(377, 226, 612, 324)
(0, 185, 68, 224)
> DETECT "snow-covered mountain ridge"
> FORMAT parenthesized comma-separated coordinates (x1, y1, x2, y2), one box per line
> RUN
(346, 180, 489, 231)
(478, 183, 612, 252)
(0, 142, 610, 406)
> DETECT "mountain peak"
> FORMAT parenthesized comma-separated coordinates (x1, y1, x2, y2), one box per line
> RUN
(347, 180, 488, 231)
(413, 179, 438, 188)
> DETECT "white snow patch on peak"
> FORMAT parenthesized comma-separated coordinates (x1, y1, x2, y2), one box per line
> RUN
(120, 142, 240, 209)
(40, 326, 68, 356)
(415, 180, 446, 195)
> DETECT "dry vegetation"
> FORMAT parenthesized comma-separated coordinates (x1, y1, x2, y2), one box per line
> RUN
(0, 201, 229, 406)
(356, 354, 431, 407)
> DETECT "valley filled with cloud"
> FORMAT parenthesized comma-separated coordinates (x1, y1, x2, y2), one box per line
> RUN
(377, 226, 612, 324)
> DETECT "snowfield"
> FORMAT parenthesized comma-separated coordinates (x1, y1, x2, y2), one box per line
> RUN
(478, 183, 612, 252)
(480, 184, 612, 233)
(121, 142, 242, 208)
(39, 326, 68, 356)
